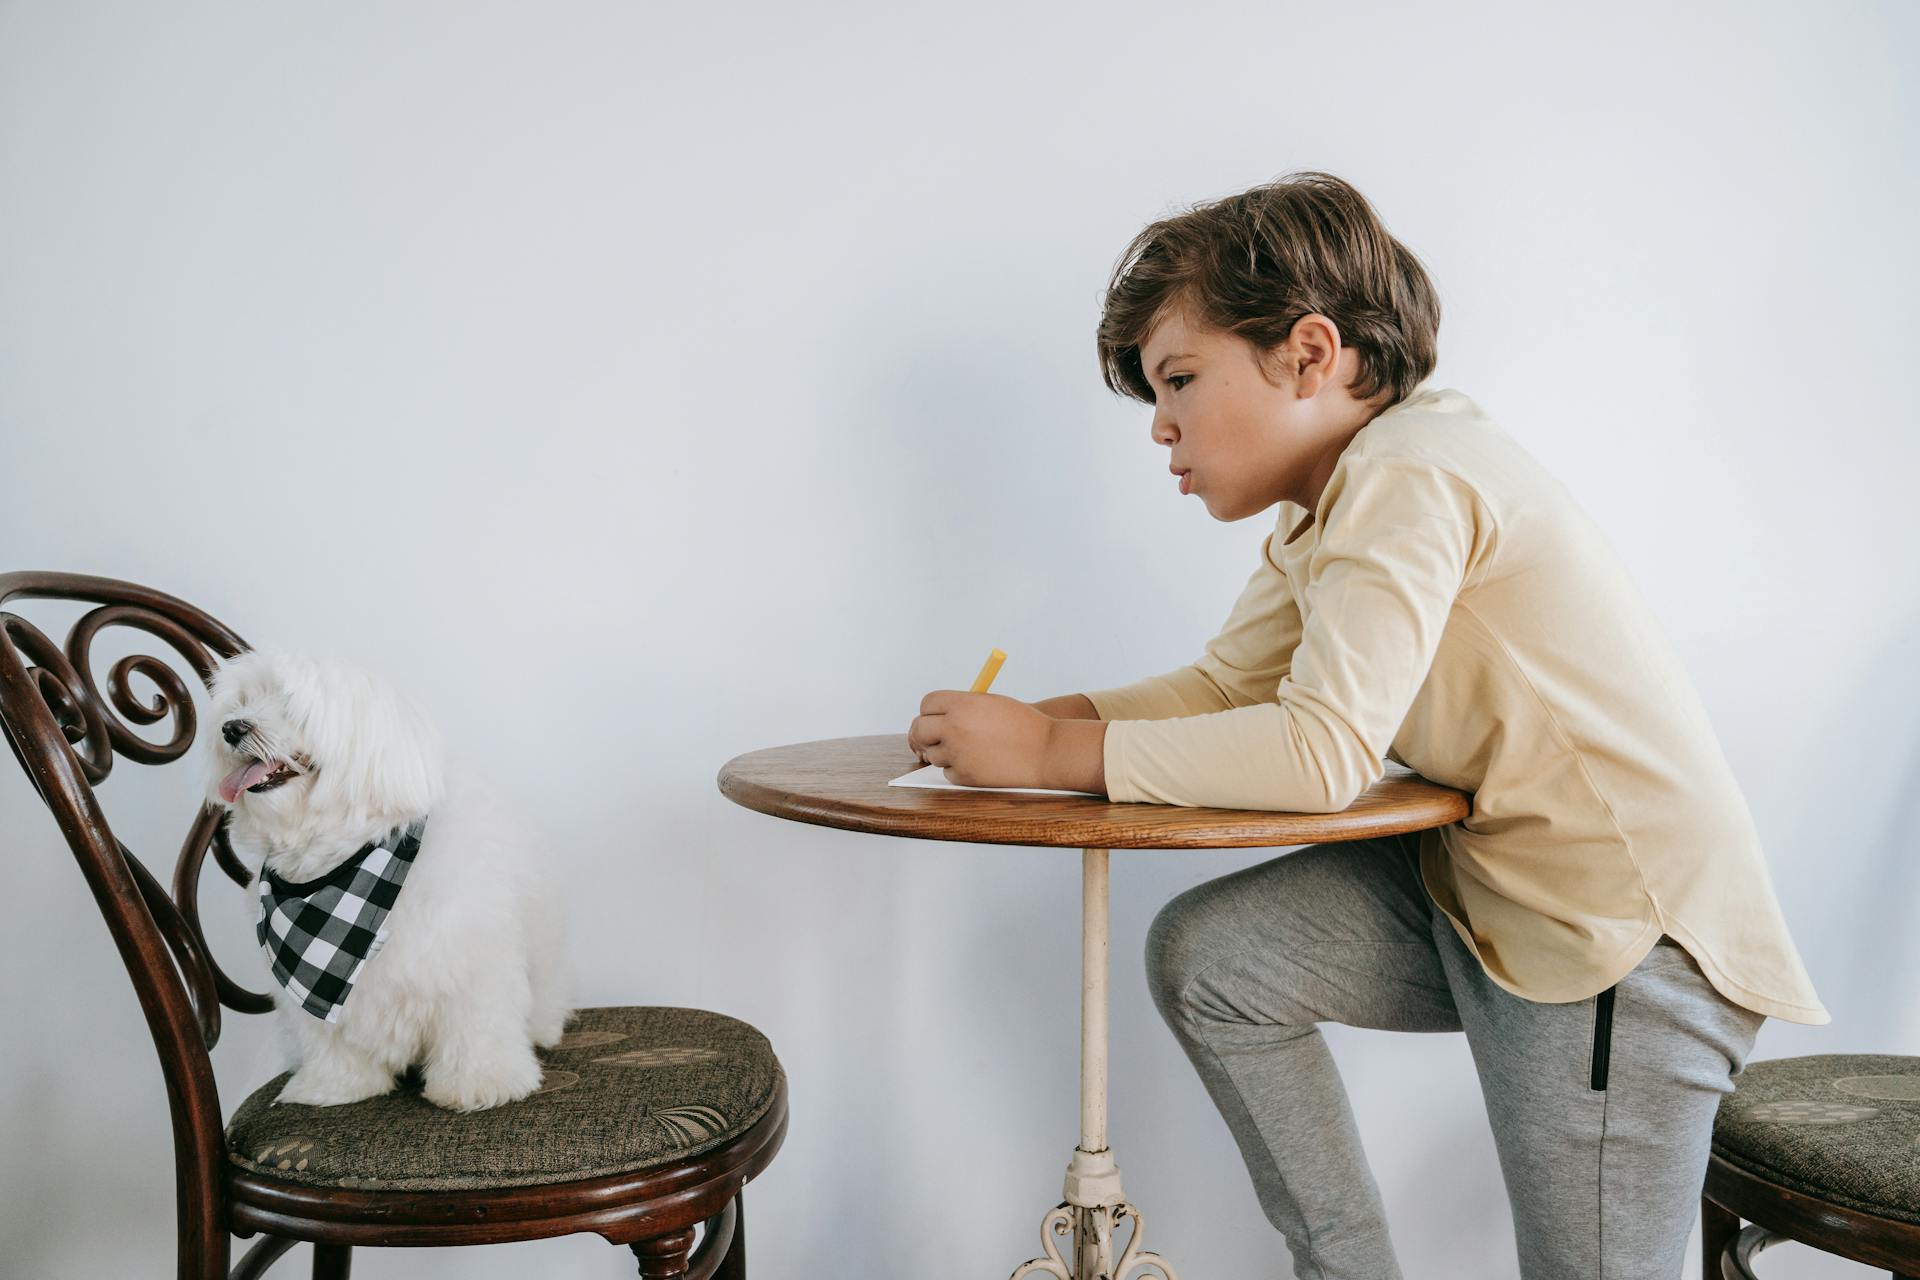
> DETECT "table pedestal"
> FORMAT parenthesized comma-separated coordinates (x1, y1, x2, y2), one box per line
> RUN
(1008, 849, 1177, 1280)
(719, 736, 1466, 1279)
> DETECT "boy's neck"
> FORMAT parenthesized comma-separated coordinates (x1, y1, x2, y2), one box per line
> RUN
(1297, 395, 1392, 513)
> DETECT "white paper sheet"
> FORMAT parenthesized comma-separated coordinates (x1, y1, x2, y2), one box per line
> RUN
(886, 763, 1101, 797)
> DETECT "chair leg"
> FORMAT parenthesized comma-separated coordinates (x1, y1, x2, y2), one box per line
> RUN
(311, 1242, 351, 1280)
(230, 1235, 297, 1280)
(715, 1193, 746, 1280)
(631, 1228, 697, 1278)
(1701, 1195, 1740, 1280)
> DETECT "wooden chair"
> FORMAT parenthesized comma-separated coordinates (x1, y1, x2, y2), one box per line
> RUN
(1701, 1052, 1920, 1277)
(0, 571, 788, 1279)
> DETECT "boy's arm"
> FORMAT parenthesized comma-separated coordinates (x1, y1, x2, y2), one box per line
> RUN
(1070, 517, 1307, 722)
(1101, 459, 1496, 813)
(1032, 693, 1100, 719)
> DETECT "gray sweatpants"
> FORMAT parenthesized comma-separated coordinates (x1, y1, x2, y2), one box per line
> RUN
(1145, 831, 1766, 1279)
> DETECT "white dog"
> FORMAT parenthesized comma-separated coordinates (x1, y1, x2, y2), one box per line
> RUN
(204, 647, 570, 1112)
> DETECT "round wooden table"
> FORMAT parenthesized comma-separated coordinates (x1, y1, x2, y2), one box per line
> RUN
(717, 733, 1470, 1280)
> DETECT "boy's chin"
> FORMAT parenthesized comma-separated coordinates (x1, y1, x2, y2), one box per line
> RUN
(1202, 494, 1268, 522)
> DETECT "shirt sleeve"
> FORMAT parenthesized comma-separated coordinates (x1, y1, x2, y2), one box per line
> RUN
(1081, 512, 1305, 721)
(1102, 458, 1494, 812)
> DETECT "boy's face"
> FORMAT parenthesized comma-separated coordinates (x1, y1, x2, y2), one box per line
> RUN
(1138, 305, 1379, 523)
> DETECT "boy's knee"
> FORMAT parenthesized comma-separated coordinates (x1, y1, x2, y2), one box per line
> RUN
(1143, 886, 1221, 1019)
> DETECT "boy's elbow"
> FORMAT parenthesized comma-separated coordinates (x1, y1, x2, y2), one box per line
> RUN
(1256, 775, 1360, 815)
(1303, 759, 1382, 814)
(1299, 785, 1361, 815)
(1264, 703, 1382, 814)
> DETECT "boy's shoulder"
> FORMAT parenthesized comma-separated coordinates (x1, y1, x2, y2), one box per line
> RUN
(1330, 386, 1587, 547)
(1346, 384, 1498, 468)
(1341, 384, 1545, 499)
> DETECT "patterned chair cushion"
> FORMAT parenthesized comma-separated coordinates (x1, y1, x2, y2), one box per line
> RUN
(225, 1006, 783, 1191)
(1713, 1053, 1920, 1225)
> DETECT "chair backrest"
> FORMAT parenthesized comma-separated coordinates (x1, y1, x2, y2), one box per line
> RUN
(0, 570, 261, 1260)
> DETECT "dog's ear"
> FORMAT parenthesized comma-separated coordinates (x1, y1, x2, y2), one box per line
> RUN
(287, 660, 446, 822)
(353, 678, 444, 817)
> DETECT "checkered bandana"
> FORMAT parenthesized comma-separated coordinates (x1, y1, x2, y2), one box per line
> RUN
(255, 818, 427, 1023)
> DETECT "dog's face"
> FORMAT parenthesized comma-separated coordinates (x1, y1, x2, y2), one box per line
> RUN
(205, 648, 443, 833)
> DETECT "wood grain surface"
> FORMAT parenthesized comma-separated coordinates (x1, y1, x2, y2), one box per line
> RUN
(717, 734, 1469, 850)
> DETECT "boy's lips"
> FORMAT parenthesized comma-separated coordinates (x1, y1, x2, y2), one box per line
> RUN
(1172, 464, 1194, 494)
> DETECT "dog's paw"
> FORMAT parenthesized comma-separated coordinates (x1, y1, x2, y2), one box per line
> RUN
(275, 1066, 395, 1108)
(423, 1053, 544, 1113)
(530, 1013, 569, 1051)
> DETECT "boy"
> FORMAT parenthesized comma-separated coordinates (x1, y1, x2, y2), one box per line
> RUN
(905, 170, 1828, 1278)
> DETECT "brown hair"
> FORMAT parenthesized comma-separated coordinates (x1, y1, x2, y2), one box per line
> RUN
(1097, 170, 1441, 408)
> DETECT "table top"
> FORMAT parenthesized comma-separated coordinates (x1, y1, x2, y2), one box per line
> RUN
(716, 734, 1470, 850)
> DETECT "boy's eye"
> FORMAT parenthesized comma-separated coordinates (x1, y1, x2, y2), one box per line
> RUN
(1166, 374, 1193, 391)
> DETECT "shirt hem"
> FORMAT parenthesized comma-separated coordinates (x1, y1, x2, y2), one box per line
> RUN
(1426, 886, 1830, 1026)
(1656, 917, 1833, 1025)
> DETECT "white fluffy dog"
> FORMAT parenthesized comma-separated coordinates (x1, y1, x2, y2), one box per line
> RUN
(204, 647, 570, 1112)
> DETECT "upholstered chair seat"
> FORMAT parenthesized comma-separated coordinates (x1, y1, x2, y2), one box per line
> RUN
(1702, 1052, 1920, 1276)
(227, 1007, 783, 1193)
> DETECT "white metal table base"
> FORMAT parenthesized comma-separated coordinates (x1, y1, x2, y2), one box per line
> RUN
(1009, 849, 1178, 1280)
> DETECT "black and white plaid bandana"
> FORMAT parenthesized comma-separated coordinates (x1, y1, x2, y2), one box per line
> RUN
(255, 817, 427, 1023)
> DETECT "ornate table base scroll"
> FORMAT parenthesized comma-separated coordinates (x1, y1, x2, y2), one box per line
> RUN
(1008, 850, 1178, 1280)
(1010, 1200, 1173, 1280)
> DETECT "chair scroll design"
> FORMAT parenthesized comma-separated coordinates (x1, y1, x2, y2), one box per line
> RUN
(3, 570, 780, 1280)
(0, 570, 257, 1280)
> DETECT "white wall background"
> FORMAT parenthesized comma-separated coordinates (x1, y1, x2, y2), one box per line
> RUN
(3, 2, 1915, 1277)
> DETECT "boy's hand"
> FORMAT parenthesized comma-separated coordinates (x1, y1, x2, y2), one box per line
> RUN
(907, 691, 1056, 789)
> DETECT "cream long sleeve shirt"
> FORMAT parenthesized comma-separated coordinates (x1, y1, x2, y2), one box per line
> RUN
(1084, 383, 1829, 1025)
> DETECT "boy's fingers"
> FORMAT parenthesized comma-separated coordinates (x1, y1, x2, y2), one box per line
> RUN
(919, 689, 962, 714)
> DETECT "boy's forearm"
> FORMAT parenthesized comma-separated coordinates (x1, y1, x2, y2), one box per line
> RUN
(1042, 718, 1108, 795)
(1032, 692, 1100, 720)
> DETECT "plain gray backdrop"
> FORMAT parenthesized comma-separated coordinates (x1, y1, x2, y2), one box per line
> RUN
(3, 2, 1915, 1277)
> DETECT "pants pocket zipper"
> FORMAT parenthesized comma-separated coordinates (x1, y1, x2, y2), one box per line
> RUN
(1589, 985, 1616, 1091)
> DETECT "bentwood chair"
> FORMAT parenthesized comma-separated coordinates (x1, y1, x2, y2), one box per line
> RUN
(0, 571, 788, 1279)
(1701, 1052, 1920, 1277)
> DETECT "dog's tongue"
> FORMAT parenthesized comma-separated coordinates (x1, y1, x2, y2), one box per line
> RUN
(220, 761, 274, 804)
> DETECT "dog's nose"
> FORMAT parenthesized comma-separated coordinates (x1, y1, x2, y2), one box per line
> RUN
(222, 719, 254, 747)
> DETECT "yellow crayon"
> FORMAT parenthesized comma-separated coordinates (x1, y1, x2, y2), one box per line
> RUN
(969, 647, 1007, 694)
